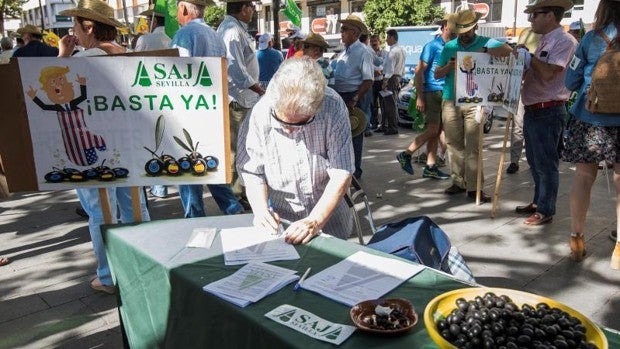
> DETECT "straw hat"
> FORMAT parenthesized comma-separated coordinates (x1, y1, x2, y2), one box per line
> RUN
(338, 14, 368, 35)
(139, 5, 164, 18)
(348, 106, 367, 137)
(447, 9, 483, 34)
(59, 0, 125, 28)
(303, 33, 329, 49)
(16, 25, 44, 36)
(524, 0, 573, 13)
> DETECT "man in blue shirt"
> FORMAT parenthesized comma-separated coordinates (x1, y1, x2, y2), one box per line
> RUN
(171, 0, 244, 218)
(397, 18, 454, 180)
(257, 33, 283, 87)
(13, 25, 58, 57)
(435, 9, 512, 203)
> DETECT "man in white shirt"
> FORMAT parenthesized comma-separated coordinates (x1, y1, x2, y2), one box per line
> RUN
(134, 7, 171, 52)
(378, 29, 406, 135)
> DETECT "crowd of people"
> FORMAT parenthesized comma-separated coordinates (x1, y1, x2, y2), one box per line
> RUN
(1, 0, 619, 288)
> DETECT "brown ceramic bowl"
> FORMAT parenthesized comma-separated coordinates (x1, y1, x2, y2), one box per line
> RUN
(350, 298, 418, 335)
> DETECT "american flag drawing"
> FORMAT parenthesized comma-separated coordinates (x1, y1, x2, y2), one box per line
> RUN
(465, 72, 478, 97)
(56, 108, 106, 166)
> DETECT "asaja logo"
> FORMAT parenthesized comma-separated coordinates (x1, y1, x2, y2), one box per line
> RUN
(131, 61, 213, 88)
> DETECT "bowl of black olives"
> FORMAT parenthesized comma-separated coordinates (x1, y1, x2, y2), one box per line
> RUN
(350, 298, 418, 335)
(423, 287, 607, 348)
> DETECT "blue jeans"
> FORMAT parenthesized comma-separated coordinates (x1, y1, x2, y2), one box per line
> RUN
(523, 105, 566, 216)
(178, 184, 244, 218)
(77, 187, 151, 286)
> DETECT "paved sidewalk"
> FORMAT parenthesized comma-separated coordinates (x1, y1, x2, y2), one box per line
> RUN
(1, 120, 619, 348)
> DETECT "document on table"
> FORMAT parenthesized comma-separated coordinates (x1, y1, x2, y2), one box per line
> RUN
(220, 227, 300, 265)
(203, 262, 299, 307)
(301, 251, 424, 306)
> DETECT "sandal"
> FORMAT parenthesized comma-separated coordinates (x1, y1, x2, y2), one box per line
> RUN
(0, 257, 10, 266)
(611, 242, 620, 270)
(90, 277, 116, 295)
(524, 212, 553, 225)
(570, 232, 586, 262)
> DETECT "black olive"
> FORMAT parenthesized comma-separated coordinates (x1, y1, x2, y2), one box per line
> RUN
(506, 342, 518, 349)
(437, 319, 448, 330)
(440, 329, 452, 339)
(483, 337, 495, 349)
(521, 327, 534, 337)
(507, 326, 519, 336)
(449, 323, 461, 336)
(517, 334, 531, 345)
(553, 339, 568, 349)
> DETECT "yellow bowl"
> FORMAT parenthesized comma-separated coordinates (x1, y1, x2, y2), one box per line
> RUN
(423, 287, 608, 349)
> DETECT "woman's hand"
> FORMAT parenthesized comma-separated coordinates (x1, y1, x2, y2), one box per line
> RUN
(58, 35, 78, 57)
(284, 218, 320, 245)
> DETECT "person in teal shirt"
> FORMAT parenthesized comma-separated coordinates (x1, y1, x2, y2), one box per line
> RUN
(435, 9, 512, 202)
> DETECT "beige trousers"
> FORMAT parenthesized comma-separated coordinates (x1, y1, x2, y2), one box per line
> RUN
(441, 100, 483, 191)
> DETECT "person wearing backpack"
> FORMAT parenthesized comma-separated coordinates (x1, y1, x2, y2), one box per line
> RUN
(563, 0, 620, 268)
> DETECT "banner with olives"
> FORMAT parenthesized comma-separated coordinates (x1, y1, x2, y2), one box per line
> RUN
(455, 52, 524, 111)
(18, 57, 231, 190)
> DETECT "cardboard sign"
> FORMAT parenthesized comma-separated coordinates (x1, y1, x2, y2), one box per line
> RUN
(502, 51, 526, 114)
(12, 56, 230, 191)
(455, 52, 512, 108)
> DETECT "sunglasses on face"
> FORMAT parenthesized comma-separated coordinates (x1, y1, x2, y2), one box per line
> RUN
(271, 109, 316, 128)
(529, 10, 550, 20)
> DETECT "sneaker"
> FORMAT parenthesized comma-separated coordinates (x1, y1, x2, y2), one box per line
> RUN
(423, 165, 450, 180)
(396, 151, 414, 175)
(506, 162, 519, 174)
(413, 152, 428, 164)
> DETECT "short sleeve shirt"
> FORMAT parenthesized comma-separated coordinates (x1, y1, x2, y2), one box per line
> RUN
(330, 40, 374, 93)
(438, 35, 503, 100)
(420, 36, 447, 92)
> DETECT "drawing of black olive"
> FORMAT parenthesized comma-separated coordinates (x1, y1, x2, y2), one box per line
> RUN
(145, 159, 164, 176)
(165, 158, 181, 176)
(192, 158, 207, 176)
(44, 170, 65, 183)
(113, 168, 129, 178)
(177, 156, 192, 173)
(204, 156, 219, 171)
(99, 168, 116, 181)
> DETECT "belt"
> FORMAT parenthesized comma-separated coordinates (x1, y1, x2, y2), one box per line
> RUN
(524, 100, 565, 112)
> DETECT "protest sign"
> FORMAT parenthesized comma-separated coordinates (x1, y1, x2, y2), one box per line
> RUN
(455, 52, 511, 108)
(15, 56, 230, 191)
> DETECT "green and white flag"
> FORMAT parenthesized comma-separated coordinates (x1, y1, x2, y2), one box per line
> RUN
(281, 0, 302, 27)
(155, 0, 180, 38)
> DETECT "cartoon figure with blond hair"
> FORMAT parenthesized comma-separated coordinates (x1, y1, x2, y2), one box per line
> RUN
(26, 66, 106, 166)
(460, 55, 478, 97)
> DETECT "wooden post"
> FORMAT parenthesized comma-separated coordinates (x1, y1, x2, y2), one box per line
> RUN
(475, 106, 484, 205)
(98, 188, 114, 225)
(491, 112, 513, 218)
(130, 186, 143, 223)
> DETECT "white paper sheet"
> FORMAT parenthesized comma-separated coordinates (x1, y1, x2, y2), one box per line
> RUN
(220, 227, 300, 265)
(301, 251, 424, 306)
(379, 90, 393, 97)
(186, 228, 218, 248)
(203, 262, 299, 307)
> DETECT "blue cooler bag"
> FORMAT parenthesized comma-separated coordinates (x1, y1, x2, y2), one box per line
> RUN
(366, 216, 476, 283)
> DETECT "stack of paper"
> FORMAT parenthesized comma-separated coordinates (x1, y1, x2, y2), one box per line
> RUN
(301, 251, 424, 306)
(220, 227, 300, 265)
(203, 262, 299, 307)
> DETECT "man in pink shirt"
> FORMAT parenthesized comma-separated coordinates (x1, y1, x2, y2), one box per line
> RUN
(515, 0, 577, 225)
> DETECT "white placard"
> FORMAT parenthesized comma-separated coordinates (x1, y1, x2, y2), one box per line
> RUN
(17, 56, 229, 190)
(265, 304, 356, 345)
(455, 52, 512, 107)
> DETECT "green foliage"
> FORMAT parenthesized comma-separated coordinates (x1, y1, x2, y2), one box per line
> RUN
(204, 5, 225, 28)
(0, 0, 26, 34)
(364, 0, 445, 35)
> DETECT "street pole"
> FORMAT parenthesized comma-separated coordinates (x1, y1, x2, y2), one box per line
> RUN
(121, 0, 130, 28)
(512, 0, 518, 37)
(272, 0, 281, 50)
(38, 0, 45, 30)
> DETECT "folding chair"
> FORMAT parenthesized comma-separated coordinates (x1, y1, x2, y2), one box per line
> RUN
(344, 177, 377, 245)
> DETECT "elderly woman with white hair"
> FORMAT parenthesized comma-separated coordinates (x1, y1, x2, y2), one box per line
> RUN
(237, 57, 355, 244)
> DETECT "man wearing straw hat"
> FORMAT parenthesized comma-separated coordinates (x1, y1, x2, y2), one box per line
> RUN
(435, 9, 512, 203)
(330, 14, 373, 180)
(134, 6, 171, 52)
(515, 0, 577, 225)
(13, 24, 58, 57)
(170, 0, 244, 218)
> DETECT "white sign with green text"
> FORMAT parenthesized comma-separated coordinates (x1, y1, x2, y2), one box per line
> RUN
(18, 56, 229, 190)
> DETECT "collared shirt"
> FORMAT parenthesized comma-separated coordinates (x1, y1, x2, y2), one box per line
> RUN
(218, 15, 260, 108)
(565, 23, 620, 126)
(420, 36, 447, 92)
(0, 49, 12, 64)
(372, 48, 387, 81)
(134, 26, 171, 52)
(170, 18, 226, 58)
(236, 87, 355, 239)
(522, 27, 577, 106)
(13, 40, 58, 57)
(330, 40, 373, 93)
(385, 42, 406, 78)
(438, 35, 503, 100)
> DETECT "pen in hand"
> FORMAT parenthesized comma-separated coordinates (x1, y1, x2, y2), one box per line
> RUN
(293, 267, 312, 292)
(268, 198, 285, 236)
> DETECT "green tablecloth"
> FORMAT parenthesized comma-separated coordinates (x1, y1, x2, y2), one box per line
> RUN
(103, 215, 620, 349)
